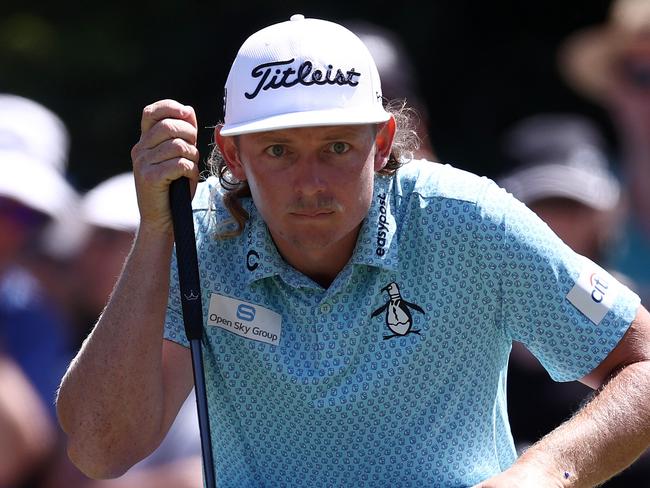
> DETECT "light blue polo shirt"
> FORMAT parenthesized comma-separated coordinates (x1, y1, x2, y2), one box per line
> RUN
(164, 159, 640, 487)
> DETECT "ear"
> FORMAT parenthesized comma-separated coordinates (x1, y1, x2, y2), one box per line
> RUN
(373, 115, 397, 172)
(214, 126, 246, 181)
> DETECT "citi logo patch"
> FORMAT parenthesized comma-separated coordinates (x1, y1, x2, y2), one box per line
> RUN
(566, 265, 619, 325)
(208, 294, 281, 346)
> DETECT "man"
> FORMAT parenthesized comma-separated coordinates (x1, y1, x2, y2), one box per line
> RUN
(498, 113, 650, 486)
(57, 15, 650, 487)
(0, 94, 78, 486)
(0, 350, 56, 486)
(499, 113, 623, 268)
(39, 172, 203, 488)
(559, 0, 650, 306)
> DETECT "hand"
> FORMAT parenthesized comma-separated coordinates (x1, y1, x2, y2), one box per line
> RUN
(131, 99, 200, 235)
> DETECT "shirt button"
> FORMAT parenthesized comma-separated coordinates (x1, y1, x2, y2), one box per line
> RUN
(319, 303, 331, 314)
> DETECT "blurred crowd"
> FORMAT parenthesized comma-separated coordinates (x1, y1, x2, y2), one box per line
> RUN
(0, 93, 203, 488)
(1, 0, 649, 486)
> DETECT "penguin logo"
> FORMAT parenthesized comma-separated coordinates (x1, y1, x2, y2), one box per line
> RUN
(371, 282, 425, 340)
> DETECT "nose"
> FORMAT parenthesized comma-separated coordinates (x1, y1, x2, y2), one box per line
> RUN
(292, 155, 327, 196)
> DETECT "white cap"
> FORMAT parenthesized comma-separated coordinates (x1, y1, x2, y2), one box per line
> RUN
(41, 172, 138, 259)
(0, 151, 77, 219)
(220, 14, 391, 136)
(81, 172, 139, 232)
(499, 114, 621, 212)
(499, 146, 621, 211)
(0, 94, 70, 172)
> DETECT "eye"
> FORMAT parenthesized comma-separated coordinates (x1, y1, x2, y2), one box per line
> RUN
(264, 144, 286, 157)
(329, 142, 350, 154)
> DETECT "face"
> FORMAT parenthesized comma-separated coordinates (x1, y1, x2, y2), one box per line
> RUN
(530, 198, 610, 261)
(73, 227, 135, 315)
(0, 197, 48, 272)
(609, 41, 650, 120)
(217, 121, 395, 264)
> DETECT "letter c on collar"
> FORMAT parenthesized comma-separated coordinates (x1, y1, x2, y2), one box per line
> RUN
(246, 250, 260, 271)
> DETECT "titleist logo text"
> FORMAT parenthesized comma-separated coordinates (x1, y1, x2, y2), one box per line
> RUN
(244, 59, 362, 99)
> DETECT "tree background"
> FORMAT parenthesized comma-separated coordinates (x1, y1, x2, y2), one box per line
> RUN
(1, 0, 615, 191)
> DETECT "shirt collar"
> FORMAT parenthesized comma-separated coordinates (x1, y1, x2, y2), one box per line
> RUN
(349, 174, 399, 271)
(241, 198, 288, 285)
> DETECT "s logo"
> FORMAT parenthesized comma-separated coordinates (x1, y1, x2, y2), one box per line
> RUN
(237, 304, 256, 322)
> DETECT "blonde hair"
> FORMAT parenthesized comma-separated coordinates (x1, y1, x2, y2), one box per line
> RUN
(207, 99, 421, 238)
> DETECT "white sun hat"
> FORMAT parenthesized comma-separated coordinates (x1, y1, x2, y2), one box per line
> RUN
(220, 14, 391, 136)
(0, 151, 77, 219)
(81, 172, 139, 232)
(0, 94, 70, 173)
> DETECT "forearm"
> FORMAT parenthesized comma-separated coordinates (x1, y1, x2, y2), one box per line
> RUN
(514, 360, 650, 487)
(56, 225, 175, 478)
(83, 456, 202, 488)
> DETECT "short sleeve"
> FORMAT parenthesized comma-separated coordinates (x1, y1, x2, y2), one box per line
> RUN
(486, 184, 640, 382)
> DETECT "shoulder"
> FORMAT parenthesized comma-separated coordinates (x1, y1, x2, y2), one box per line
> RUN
(394, 159, 498, 204)
(391, 159, 514, 223)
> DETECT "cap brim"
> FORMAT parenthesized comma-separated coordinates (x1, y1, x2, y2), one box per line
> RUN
(499, 163, 621, 211)
(81, 172, 139, 232)
(220, 107, 391, 136)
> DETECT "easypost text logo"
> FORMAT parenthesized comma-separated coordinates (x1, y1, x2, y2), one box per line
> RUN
(566, 265, 619, 325)
(208, 294, 281, 346)
(376, 192, 389, 257)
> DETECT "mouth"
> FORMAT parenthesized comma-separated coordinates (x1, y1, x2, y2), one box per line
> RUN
(289, 210, 335, 218)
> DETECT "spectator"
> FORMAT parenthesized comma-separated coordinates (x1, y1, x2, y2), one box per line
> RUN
(499, 112, 650, 487)
(0, 351, 56, 487)
(43, 173, 202, 488)
(499, 113, 624, 266)
(559, 0, 650, 302)
(345, 19, 436, 161)
(0, 94, 78, 487)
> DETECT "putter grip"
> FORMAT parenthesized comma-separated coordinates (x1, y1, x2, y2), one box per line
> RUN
(169, 177, 203, 341)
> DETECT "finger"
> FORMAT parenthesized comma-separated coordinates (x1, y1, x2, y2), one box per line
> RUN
(140, 118, 198, 150)
(140, 99, 197, 134)
(137, 157, 200, 188)
(133, 138, 200, 169)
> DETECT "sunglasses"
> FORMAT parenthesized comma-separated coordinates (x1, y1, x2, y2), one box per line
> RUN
(0, 197, 49, 229)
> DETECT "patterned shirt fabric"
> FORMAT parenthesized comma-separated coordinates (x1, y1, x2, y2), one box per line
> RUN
(164, 159, 640, 487)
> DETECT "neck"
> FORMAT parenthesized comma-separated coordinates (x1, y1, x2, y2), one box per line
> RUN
(270, 225, 360, 289)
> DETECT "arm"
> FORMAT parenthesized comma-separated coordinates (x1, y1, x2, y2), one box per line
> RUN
(56, 100, 200, 479)
(475, 304, 650, 487)
(82, 456, 202, 488)
(0, 353, 56, 486)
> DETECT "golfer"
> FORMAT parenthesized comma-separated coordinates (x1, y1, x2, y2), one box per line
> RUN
(57, 15, 650, 487)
